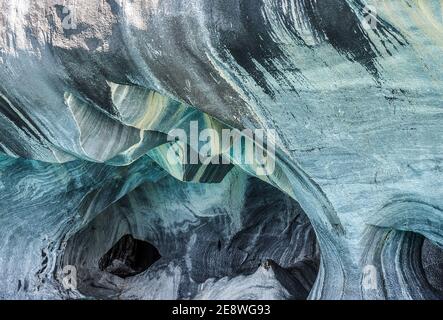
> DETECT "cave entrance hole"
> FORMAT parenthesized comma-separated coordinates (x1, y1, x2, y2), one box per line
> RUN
(98, 234, 161, 278)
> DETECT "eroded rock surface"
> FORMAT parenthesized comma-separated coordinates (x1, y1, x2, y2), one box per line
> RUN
(0, 0, 442, 299)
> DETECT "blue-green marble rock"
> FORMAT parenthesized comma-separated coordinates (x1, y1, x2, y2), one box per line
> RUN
(0, 0, 442, 300)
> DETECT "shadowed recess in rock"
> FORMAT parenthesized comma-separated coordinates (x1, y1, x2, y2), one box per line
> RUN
(61, 171, 320, 300)
(99, 235, 161, 279)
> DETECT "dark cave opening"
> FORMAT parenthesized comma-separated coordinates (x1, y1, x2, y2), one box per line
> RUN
(98, 234, 161, 279)
(62, 172, 321, 299)
(382, 231, 443, 299)
(421, 238, 443, 297)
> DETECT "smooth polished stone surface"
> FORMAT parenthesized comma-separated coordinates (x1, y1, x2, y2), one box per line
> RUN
(0, 0, 442, 299)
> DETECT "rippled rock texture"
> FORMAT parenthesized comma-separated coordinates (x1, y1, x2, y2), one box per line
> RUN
(0, 0, 442, 300)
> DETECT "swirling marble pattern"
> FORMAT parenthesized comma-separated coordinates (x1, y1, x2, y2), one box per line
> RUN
(0, 0, 442, 300)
